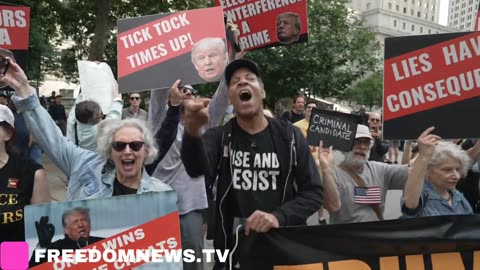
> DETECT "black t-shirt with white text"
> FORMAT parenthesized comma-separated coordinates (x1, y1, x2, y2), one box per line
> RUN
(230, 123, 283, 218)
(0, 154, 43, 242)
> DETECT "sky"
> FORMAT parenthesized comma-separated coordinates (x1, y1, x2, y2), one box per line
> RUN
(439, 0, 449, 26)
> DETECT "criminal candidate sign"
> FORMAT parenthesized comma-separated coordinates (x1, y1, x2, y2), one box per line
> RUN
(383, 32, 480, 140)
(215, 0, 308, 51)
(117, 7, 227, 93)
(306, 108, 360, 152)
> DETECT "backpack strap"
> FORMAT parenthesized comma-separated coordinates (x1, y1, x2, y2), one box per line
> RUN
(338, 163, 384, 221)
(74, 121, 79, 146)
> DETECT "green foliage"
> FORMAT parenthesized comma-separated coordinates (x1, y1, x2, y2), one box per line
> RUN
(247, 0, 381, 107)
(346, 71, 383, 109)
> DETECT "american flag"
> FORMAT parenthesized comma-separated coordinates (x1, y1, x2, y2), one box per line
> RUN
(354, 186, 381, 204)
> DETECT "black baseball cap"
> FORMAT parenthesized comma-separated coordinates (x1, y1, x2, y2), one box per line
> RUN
(225, 59, 260, 86)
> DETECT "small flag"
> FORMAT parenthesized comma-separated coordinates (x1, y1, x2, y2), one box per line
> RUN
(7, 178, 18, 189)
(354, 186, 381, 204)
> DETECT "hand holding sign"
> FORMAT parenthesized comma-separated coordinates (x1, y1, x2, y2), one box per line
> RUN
(0, 57, 29, 96)
(245, 210, 279, 235)
(169, 79, 182, 106)
(416, 127, 441, 160)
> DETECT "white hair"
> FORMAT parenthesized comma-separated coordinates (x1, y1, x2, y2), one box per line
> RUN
(96, 118, 158, 165)
(428, 141, 472, 177)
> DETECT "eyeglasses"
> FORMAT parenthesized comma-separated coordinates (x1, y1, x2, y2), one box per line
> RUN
(130, 97, 140, 100)
(370, 119, 380, 122)
(111, 141, 144, 152)
(0, 56, 9, 75)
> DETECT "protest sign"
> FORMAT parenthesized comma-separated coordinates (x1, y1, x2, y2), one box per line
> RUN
(117, 7, 227, 93)
(306, 108, 361, 152)
(383, 32, 480, 140)
(26, 191, 182, 270)
(77, 61, 116, 114)
(239, 215, 480, 270)
(215, 0, 308, 51)
(0, 5, 30, 76)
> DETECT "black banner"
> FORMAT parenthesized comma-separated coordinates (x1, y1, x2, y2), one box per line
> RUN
(239, 215, 480, 270)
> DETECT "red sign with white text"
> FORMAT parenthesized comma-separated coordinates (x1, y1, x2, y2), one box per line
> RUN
(31, 212, 181, 270)
(383, 32, 480, 139)
(117, 7, 227, 92)
(215, 0, 308, 51)
(0, 5, 30, 50)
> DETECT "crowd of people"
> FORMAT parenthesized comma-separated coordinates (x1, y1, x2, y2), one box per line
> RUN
(0, 39, 479, 270)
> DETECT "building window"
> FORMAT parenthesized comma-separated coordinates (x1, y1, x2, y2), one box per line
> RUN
(460, 25, 465, 30)
(366, 3, 371, 9)
(396, 5, 400, 11)
(388, 2, 392, 9)
(428, 29, 431, 34)
(431, 16, 434, 21)
(403, 7, 407, 13)
(403, 22, 406, 29)
(420, 27, 423, 33)
(467, 22, 472, 28)
(393, 20, 397, 27)
(411, 9, 414, 15)
(417, 11, 421, 17)
(411, 25, 415, 31)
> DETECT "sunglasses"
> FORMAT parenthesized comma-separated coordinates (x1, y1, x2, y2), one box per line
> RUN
(130, 97, 140, 100)
(0, 56, 9, 76)
(111, 141, 144, 152)
(370, 119, 380, 122)
(180, 86, 198, 96)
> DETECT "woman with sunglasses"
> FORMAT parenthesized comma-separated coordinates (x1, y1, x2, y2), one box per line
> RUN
(1, 58, 172, 200)
(0, 103, 50, 242)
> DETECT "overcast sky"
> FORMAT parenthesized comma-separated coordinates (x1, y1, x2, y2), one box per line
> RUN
(439, 0, 449, 26)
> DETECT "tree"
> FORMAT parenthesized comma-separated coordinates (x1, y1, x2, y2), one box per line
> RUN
(247, 0, 381, 108)
(346, 71, 383, 110)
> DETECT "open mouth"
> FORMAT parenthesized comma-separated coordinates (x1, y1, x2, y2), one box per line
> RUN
(122, 159, 135, 169)
(354, 152, 366, 157)
(239, 91, 252, 102)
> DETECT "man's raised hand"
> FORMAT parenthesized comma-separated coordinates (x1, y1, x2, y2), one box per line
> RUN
(182, 98, 210, 137)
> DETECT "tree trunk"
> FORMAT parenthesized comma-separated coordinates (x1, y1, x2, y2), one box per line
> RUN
(88, 0, 112, 61)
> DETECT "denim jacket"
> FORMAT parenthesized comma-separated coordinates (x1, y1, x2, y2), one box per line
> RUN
(12, 89, 172, 200)
(402, 181, 473, 218)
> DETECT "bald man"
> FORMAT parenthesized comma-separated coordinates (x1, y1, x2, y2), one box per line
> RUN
(191, 37, 228, 82)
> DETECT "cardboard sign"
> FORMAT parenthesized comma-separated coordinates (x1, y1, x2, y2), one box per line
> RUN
(0, 5, 30, 77)
(383, 32, 480, 140)
(26, 191, 182, 269)
(215, 0, 308, 51)
(117, 7, 227, 93)
(306, 108, 360, 152)
(77, 61, 116, 114)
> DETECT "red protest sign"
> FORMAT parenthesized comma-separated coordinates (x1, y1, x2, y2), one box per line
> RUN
(0, 6, 30, 50)
(117, 7, 227, 93)
(215, 0, 308, 51)
(383, 32, 480, 140)
(31, 212, 182, 270)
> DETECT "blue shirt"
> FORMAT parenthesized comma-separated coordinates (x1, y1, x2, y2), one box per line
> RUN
(402, 181, 473, 218)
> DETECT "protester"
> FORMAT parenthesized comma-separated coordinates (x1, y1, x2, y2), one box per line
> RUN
(148, 69, 229, 270)
(1, 58, 171, 201)
(402, 128, 475, 217)
(67, 84, 123, 152)
(323, 124, 408, 224)
(48, 95, 67, 136)
(276, 12, 301, 44)
(0, 104, 50, 242)
(367, 112, 389, 162)
(29, 207, 104, 267)
(191, 37, 228, 82)
(281, 94, 305, 123)
(180, 59, 323, 269)
(122, 92, 147, 121)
